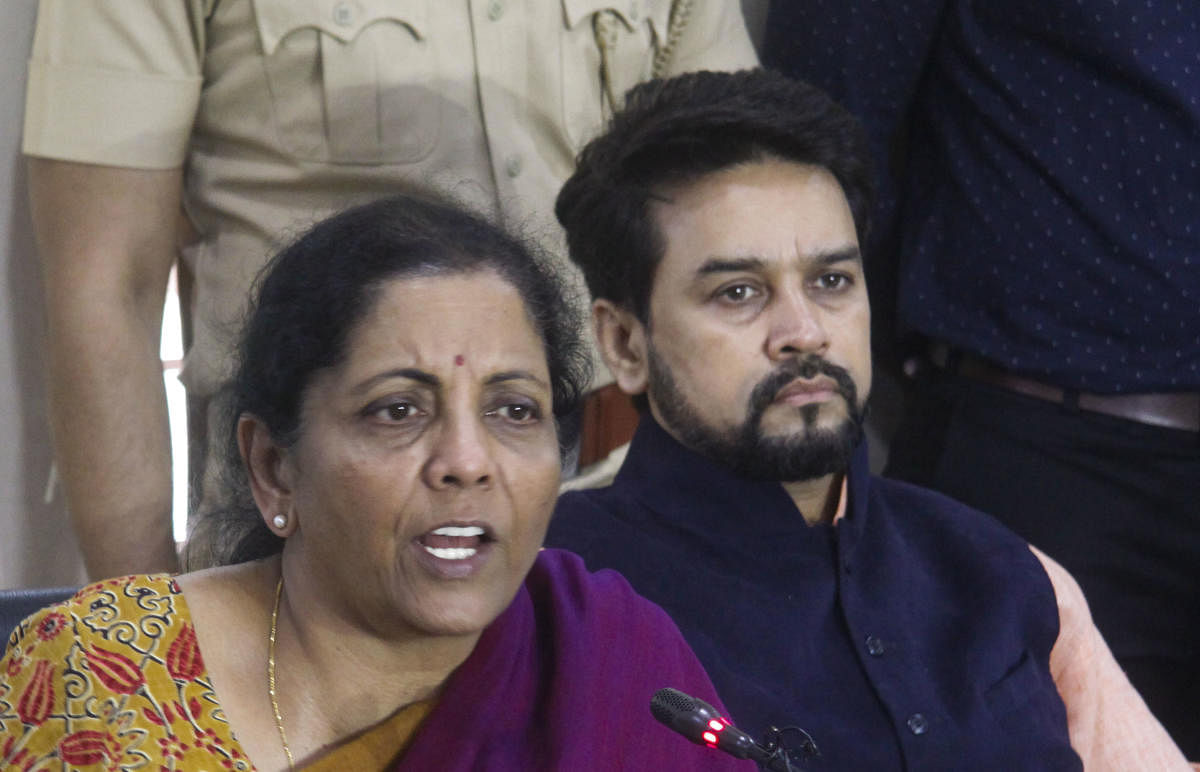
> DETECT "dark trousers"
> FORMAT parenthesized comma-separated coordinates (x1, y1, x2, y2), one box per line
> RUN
(885, 371, 1200, 758)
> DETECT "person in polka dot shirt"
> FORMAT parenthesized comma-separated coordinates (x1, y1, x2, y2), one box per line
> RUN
(765, 0, 1200, 756)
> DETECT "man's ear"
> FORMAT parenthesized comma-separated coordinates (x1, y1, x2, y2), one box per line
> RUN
(592, 299, 649, 397)
(238, 415, 297, 536)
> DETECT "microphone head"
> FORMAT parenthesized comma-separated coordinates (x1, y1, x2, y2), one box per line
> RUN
(651, 687, 764, 762)
(650, 687, 704, 725)
(651, 687, 722, 735)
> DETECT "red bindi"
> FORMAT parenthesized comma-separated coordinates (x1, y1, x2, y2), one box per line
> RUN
(454, 354, 465, 366)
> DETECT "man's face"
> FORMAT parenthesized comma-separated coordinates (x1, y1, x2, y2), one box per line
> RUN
(640, 160, 871, 480)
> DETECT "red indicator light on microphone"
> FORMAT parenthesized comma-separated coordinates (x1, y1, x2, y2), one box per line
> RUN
(702, 731, 719, 747)
(708, 719, 725, 731)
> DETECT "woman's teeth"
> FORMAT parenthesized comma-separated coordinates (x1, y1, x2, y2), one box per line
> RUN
(421, 525, 486, 560)
(432, 526, 484, 537)
(423, 546, 477, 560)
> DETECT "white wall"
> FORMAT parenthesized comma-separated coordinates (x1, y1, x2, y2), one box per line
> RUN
(0, 0, 87, 589)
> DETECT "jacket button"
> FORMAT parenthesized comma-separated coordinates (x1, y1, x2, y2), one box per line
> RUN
(907, 713, 928, 735)
(865, 635, 885, 656)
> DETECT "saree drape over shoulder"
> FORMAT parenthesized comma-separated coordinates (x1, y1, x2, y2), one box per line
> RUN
(1, 550, 752, 770)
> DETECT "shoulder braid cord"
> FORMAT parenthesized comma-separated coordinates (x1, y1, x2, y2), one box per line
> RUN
(651, 0, 693, 78)
(594, 0, 694, 113)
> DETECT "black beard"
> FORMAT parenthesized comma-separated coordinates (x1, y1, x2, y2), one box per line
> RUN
(647, 349, 866, 482)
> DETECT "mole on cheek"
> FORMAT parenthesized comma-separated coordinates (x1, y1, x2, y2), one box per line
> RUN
(454, 354, 465, 366)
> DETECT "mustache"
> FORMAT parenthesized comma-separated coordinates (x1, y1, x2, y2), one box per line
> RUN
(746, 355, 859, 419)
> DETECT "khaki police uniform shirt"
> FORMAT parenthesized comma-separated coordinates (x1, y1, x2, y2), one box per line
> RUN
(24, 0, 758, 396)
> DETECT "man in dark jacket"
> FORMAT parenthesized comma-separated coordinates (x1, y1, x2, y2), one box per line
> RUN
(545, 69, 1188, 770)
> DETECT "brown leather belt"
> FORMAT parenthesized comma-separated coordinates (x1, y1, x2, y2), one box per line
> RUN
(928, 345, 1200, 432)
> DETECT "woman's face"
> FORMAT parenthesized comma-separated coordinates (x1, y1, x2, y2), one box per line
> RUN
(279, 269, 561, 638)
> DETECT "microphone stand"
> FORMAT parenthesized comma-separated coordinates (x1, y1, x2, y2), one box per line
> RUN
(754, 725, 821, 771)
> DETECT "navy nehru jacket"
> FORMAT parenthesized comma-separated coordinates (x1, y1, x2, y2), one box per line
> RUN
(764, 0, 1200, 393)
(546, 417, 1081, 769)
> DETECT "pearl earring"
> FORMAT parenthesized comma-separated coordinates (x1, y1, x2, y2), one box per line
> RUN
(272, 514, 288, 530)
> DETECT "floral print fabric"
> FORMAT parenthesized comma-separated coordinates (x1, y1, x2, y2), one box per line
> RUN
(1, 575, 252, 771)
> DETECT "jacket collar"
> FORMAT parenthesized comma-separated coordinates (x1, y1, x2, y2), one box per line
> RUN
(614, 416, 872, 554)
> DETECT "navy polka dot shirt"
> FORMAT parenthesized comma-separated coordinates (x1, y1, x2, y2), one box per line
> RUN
(764, 0, 1200, 393)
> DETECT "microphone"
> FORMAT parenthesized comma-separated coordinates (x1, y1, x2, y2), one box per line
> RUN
(650, 687, 798, 771)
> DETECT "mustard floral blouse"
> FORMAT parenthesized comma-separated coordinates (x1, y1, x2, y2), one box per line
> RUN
(0, 575, 253, 771)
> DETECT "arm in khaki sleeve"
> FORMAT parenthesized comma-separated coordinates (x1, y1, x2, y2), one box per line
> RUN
(30, 158, 184, 578)
(1031, 546, 1195, 769)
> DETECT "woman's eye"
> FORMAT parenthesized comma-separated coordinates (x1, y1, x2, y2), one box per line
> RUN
(371, 401, 419, 422)
(491, 403, 540, 423)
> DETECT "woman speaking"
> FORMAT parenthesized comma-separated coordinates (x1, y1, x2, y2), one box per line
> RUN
(0, 194, 751, 770)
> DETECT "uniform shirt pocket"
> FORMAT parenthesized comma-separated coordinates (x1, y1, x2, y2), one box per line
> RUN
(252, 0, 438, 164)
(559, 0, 669, 147)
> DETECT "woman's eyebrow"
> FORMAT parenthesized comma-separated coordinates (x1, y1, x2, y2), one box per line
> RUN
(352, 368, 549, 394)
(352, 368, 439, 395)
(486, 370, 550, 389)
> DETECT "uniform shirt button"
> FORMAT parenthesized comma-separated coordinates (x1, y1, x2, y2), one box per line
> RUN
(487, 0, 505, 21)
(907, 713, 929, 735)
(865, 635, 885, 656)
(504, 154, 523, 178)
(332, 2, 355, 26)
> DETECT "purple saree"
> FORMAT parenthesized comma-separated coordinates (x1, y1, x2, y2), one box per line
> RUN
(392, 549, 755, 770)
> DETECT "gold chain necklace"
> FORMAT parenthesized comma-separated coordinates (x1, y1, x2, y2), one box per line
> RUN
(268, 576, 295, 770)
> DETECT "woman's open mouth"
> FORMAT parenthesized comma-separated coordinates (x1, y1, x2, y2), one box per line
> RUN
(419, 525, 488, 560)
(414, 524, 496, 578)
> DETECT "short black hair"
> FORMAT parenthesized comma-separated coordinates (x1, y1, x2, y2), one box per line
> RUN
(188, 192, 590, 567)
(556, 68, 875, 322)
